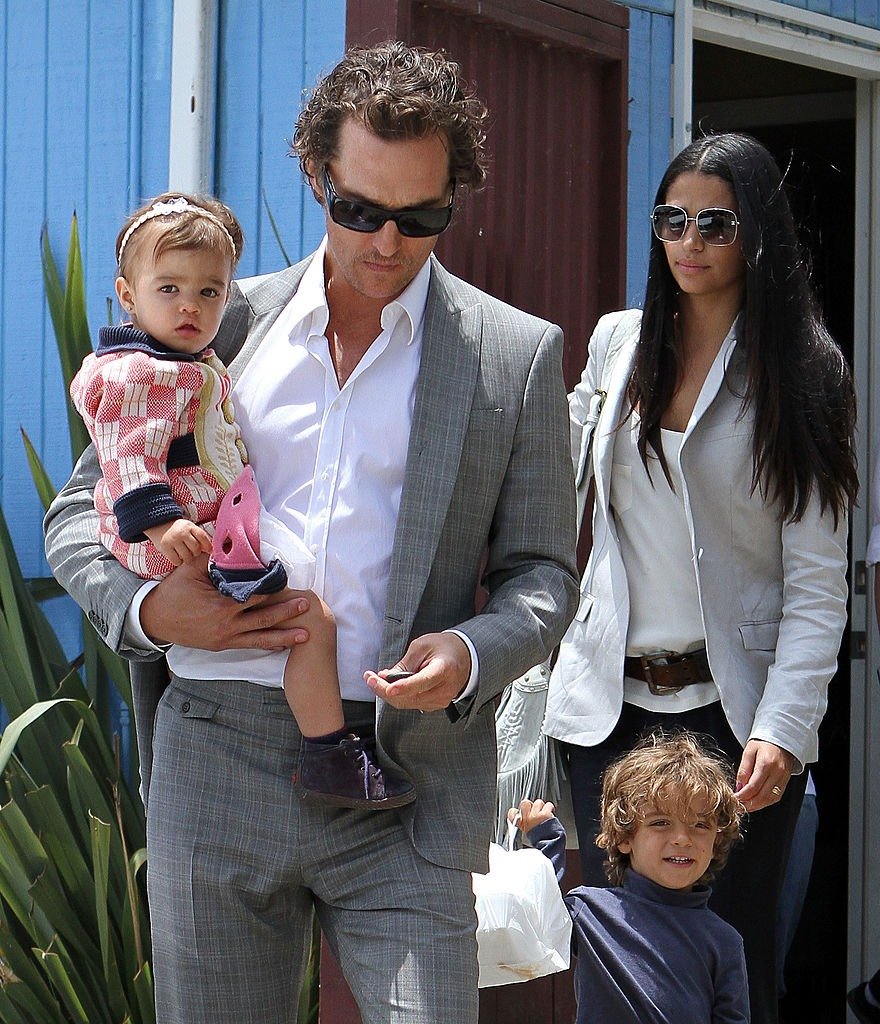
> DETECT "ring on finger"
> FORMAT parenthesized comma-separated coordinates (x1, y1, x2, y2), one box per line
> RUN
(771, 785, 782, 796)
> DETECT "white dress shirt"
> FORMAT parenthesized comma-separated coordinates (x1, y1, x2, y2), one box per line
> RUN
(131, 241, 477, 702)
(613, 417, 720, 712)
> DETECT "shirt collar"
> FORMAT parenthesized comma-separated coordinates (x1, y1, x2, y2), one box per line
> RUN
(379, 256, 431, 345)
(622, 868, 712, 909)
(285, 239, 432, 347)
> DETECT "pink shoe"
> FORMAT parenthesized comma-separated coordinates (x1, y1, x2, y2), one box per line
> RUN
(208, 467, 287, 602)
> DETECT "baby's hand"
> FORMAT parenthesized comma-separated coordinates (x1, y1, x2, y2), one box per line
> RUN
(145, 519, 212, 566)
(508, 798, 556, 835)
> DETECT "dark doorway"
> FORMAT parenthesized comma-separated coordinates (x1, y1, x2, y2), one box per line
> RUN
(694, 41, 857, 1024)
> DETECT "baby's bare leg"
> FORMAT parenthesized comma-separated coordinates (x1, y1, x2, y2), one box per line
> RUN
(288, 592, 415, 810)
(282, 591, 344, 737)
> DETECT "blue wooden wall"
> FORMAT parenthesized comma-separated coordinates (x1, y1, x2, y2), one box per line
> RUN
(216, 0, 346, 277)
(623, 0, 675, 306)
(0, 2, 174, 663)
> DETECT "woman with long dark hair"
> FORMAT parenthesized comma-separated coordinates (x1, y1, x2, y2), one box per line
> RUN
(545, 132, 857, 1024)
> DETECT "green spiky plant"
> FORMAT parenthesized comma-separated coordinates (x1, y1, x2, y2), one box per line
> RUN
(0, 215, 152, 1022)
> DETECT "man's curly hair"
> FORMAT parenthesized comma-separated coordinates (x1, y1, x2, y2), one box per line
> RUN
(290, 40, 488, 190)
(596, 730, 745, 886)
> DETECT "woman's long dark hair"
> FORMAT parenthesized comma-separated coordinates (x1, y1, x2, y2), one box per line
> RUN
(632, 132, 857, 525)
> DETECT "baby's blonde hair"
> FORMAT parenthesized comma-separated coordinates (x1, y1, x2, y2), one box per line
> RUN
(596, 730, 744, 886)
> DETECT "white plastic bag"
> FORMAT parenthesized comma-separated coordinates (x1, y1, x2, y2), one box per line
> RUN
(472, 821, 572, 987)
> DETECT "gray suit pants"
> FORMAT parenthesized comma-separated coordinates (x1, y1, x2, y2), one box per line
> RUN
(147, 677, 479, 1024)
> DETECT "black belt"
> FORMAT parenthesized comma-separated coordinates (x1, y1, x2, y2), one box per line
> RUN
(624, 648, 713, 695)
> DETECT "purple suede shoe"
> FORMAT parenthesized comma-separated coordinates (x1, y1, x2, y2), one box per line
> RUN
(296, 734, 416, 810)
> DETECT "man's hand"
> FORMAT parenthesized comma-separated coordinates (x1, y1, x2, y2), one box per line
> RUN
(144, 519, 212, 566)
(140, 555, 312, 651)
(364, 632, 471, 713)
(509, 798, 556, 834)
(735, 739, 797, 812)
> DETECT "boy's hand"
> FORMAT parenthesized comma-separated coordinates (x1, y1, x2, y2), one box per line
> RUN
(508, 798, 556, 835)
(145, 519, 212, 566)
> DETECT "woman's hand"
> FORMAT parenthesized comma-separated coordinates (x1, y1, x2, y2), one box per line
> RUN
(735, 739, 798, 811)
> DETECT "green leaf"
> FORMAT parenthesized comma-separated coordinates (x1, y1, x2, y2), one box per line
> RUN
(41, 223, 65, 349)
(20, 430, 59, 515)
(90, 814, 111, 981)
(34, 948, 91, 1024)
(133, 961, 156, 1024)
(23, 787, 94, 918)
(0, 215, 154, 1023)
(0, 701, 81, 778)
(261, 187, 293, 268)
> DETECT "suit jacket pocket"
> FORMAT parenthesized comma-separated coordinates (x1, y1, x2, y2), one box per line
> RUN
(467, 406, 504, 433)
(738, 618, 781, 651)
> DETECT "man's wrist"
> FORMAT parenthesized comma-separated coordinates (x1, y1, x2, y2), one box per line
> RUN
(445, 628, 478, 701)
(125, 580, 170, 652)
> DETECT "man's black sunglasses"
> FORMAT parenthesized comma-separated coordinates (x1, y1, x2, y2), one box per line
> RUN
(322, 167, 455, 238)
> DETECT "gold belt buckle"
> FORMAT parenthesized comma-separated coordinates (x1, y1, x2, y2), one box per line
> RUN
(640, 652, 685, 696)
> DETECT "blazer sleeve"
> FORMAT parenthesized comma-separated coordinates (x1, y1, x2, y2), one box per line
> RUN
(748, 495, 848, 769)
(452, 324, 580, 710)
(44, 442, 162, 660)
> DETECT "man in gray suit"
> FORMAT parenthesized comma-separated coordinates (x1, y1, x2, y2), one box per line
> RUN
(45, 41, 578, 1024)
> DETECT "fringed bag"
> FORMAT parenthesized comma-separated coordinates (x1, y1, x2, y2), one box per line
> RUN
(494, 662, 573, 845)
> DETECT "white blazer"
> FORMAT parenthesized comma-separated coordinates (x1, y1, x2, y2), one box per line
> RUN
(544, 310, 849, 769)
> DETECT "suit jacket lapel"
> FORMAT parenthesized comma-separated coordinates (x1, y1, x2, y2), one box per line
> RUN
(381, 260, 482, 662)
(213, 259, 312, 381)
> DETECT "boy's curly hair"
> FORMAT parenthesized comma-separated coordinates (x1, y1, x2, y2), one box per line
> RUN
(291, 40, 488, 190)
(596, 730, 744, 886)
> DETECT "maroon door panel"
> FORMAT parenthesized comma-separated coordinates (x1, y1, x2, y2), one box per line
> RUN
(347, 0, 628, 387)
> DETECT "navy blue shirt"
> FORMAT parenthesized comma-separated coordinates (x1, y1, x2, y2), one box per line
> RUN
(529, 818, 750, 1023)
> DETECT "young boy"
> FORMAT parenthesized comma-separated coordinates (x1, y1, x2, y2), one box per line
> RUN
(512, 731, 749, 1023)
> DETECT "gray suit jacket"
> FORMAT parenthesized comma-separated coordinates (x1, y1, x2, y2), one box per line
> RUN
(45, 253, 579, 872)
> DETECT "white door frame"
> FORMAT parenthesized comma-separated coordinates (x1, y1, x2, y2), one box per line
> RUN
(168, 0, 219, 193)
(673, 0, 880, 992)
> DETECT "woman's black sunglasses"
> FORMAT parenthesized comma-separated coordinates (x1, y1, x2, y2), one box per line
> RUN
(651, 204, 740, 246)
(322, 168, 455, 238)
